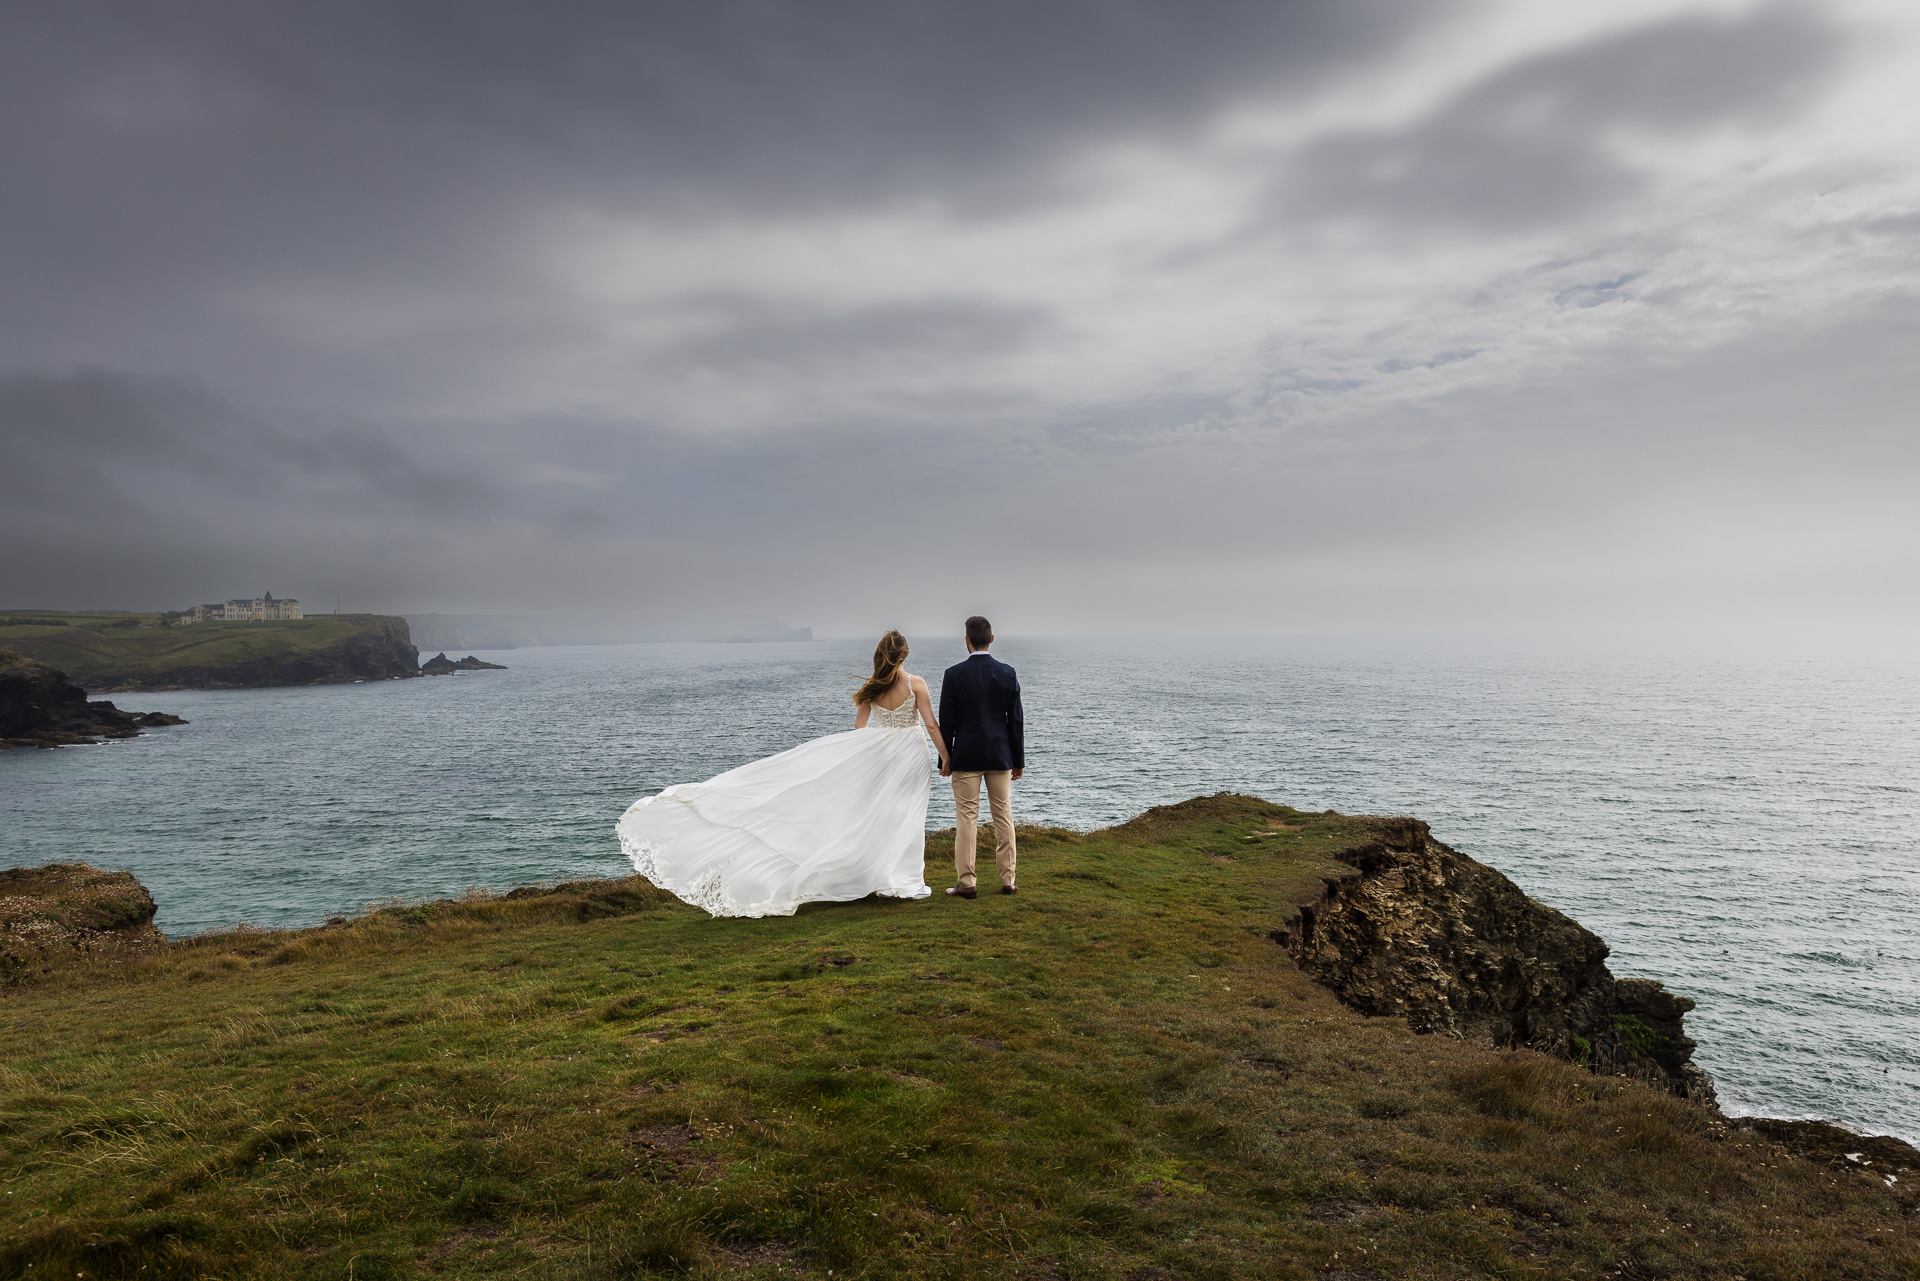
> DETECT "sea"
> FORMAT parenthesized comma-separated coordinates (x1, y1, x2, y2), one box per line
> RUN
(3, 636, 1915, 1144)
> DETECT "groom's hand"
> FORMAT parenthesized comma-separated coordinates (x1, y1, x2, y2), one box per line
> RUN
(939, 763, 952, 777)
(1011, 768, 1024, 781)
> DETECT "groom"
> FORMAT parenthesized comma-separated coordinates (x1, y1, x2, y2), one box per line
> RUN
(938, 616, 1024, 899)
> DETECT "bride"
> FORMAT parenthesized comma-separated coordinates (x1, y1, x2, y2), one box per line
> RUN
(615, 631, 948, 917)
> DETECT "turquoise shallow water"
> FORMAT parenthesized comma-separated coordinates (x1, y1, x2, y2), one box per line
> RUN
(2, 636, 1915, 1143)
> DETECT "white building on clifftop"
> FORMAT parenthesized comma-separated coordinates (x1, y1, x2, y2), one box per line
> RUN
(181, 592, 303, 624)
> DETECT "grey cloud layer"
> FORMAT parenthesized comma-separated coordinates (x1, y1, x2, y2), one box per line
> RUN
(0, 0, 1438, 408)
(1, 1, 1915, 638)
(1280, 5, 1842, 232)
(665, 297, 1058, 371)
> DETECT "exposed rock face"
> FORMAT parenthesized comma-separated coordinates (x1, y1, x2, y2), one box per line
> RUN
(0, 649, 187, 749)
(0, 863, 164, 983)
(1273, 817, 1716, 1105)
(1740, 1119, 1919, 1191)
(420, 652, 508, 674)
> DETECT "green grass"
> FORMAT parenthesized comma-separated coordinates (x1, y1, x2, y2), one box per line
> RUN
(1, 795, 1913, 1279)
(0, 611, 400, 690)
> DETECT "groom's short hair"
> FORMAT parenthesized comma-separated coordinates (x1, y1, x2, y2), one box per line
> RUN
(965, 616, 993, 647)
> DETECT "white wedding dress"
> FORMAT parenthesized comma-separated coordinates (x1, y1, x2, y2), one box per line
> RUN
(615, 680, 935, 917)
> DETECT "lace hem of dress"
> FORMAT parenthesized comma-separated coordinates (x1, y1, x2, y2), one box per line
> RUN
(618, 826, 741, 918)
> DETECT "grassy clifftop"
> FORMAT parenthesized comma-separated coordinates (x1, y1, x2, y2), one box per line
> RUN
(0, 611, 418, 690)
(2, 796, 1913, 1279)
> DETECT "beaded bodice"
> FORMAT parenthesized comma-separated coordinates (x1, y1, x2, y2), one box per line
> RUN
(868, 676, 921, 730)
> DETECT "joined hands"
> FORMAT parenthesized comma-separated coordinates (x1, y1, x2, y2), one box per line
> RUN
(936, 764, 1023, 780)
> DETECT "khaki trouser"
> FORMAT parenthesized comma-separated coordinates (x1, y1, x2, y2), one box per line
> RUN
(951, 770, 1016, 890)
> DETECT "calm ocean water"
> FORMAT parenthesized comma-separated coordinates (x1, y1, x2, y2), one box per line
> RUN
(3, 637, 1915, 1142)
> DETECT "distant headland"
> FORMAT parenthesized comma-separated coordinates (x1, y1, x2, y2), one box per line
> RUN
(0, 609, 420, 691)
(0, 604, 809, 692)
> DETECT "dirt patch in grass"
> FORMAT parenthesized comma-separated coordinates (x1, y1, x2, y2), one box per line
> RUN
(429, 1219, 504, 1262)
(713, 1236, 809, 1270)
(1305, 1198, 1386, 1225)
(626, 1122, 694, 1151)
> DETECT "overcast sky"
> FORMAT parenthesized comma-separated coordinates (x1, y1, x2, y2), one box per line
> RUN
(3, 0, 1916, 642)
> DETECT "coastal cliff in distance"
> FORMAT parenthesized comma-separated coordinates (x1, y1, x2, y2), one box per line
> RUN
(0, 611, 419, 691)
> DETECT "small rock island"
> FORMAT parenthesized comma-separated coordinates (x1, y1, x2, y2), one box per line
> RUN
(419, 651, 508, 675)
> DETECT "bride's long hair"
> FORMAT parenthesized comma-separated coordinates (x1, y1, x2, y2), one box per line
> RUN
(852, 630, 910, 705)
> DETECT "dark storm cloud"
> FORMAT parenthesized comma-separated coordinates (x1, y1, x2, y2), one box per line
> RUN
(0, 370, 497, 527)
(1276, 4, 1842, 232)
(0, 0, 1450, 420)
(0, 366, 1000, 553)
(0, 356, 1226, 605)
(0, 0, 1436, 258)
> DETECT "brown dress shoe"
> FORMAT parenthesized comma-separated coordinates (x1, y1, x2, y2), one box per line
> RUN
(1000, 885, 1018, 895)
(946, 886, 977, 899)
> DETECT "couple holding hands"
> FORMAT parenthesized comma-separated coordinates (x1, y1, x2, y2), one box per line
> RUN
(617, 616, 1024, 917)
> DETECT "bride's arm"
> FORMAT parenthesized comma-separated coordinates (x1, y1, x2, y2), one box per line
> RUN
(854, 700, 872, 729)
(912, 676, 951, 772)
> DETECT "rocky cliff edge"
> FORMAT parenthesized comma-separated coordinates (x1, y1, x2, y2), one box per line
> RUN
(1273, 816, 1718, 1105)
(0, 863, 163, 984)
(0, 649, 186, 749)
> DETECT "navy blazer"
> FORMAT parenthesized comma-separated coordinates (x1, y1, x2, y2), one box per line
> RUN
(938, 652, 1025, 772)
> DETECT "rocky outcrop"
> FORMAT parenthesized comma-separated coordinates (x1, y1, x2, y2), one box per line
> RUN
(1273, 817, 1716, 1104)
(0, 649, 186, 749)
(1739, 1119, 1919, 1188)
(420, 652, 508, 674)
(0, 863, 164, 983)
